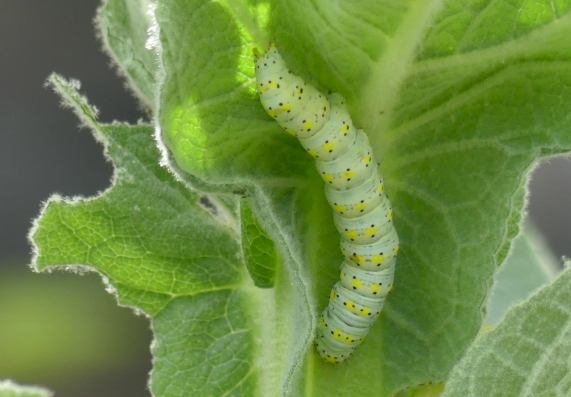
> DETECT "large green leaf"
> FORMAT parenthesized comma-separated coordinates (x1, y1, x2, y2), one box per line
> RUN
(155, 0, 571, 395)
(35, 73, 348, 395)
(0, 381, 51, 397)
(443, 268, 571, 397)
(35, 0, 571, 395)
(31, 76, 264, 396)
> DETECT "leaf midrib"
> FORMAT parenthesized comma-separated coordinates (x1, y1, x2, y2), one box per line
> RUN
(357, 0, 445, 147)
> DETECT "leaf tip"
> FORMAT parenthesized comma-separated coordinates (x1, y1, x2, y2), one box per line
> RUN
(45, 73, 100, 128)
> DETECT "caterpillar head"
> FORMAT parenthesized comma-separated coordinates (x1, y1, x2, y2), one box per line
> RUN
(255, 46, 288, 92)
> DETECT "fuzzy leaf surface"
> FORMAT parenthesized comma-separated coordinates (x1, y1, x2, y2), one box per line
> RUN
(31, 76, 266, 396)
(33, 0, 571, 395)
(443, 268, 571, 397)
(156, 0, 571, 394)
(98, 0, 157, 108)
(240, 197, 278, 288)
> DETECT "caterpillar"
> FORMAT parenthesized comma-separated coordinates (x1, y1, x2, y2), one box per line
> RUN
(255, 46, 399, 364)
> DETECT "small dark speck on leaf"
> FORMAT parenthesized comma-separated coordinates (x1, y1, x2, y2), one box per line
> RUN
(199, 196, 218, 215)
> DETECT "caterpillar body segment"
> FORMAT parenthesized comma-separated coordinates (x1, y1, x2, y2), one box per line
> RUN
(255, 46, 399, 364)
(298, 103, 358, 160)
(324, 171, 385, 218)
(340, 229, 399, 271)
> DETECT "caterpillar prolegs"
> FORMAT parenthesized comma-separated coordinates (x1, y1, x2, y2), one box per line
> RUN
(255, 47, 399, 364)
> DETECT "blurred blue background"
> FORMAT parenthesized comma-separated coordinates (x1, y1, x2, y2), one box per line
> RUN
(0, 1, 570, 396)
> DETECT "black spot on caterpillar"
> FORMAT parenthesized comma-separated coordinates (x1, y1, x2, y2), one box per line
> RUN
(255, 46, 399, 364)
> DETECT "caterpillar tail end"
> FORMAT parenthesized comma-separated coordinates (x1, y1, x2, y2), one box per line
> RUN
(315, 308, 355, 364)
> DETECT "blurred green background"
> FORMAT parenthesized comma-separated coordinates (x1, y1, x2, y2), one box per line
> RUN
(0, 0, 570, 396)
(0, 266, 151, 396)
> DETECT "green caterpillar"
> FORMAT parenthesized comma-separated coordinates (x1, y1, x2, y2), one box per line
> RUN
(255, 46, 399, 364)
